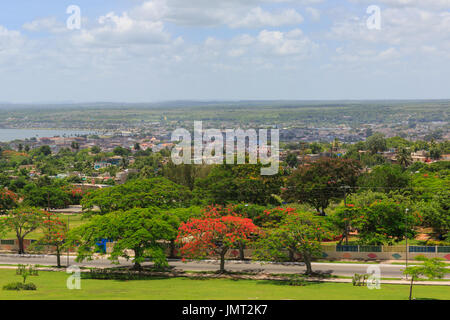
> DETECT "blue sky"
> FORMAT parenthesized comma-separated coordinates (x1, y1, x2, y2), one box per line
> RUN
(0, 0, 449, 103)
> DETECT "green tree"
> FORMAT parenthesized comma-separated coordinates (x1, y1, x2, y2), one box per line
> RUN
(38, 145, 52, 156)
(71, 141, 80, 151)
(365, 133, 387, 155)
(358, 164, 411, 193)
(163, 162, 211, 191)
(284, 158, 361, 215)
(403, 256, 448, 300)
(67, 208, 178, 270)
(81, 177, 192, 214)
(91, 146, 101, 154)
(194, 164, 283, 206)
(286, 153, 299, 168)
(23, 185, 70, 209)
(415, 190, 450, 240)
(163, 206, 203, 258)
(396, 148, 412, 169)
(351, 198, 417, 245)
(429, 148, 442, 160)
(254, 212, 332, 274)
(1, 207, 45, 254)
(113, 146, 131, 157)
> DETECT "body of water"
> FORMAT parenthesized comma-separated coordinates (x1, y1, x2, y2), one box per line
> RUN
(0, 129, 96, 142)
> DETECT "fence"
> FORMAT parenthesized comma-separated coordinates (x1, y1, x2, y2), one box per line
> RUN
(1, 239, 449, 262)
(321, 245, 450, 261)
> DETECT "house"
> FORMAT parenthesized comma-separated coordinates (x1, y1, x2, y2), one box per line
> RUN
(411, 150, 429, 163)
(94, 161, 110, 170)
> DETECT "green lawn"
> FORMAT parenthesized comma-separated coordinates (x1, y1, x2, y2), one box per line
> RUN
(0, 270, 448, 300)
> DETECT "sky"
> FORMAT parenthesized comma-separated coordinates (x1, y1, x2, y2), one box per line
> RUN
(0, 0, 449, 103)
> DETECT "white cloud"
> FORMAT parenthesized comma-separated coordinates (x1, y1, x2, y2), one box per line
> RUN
(306, 7, 321, 21)
(133, 0, 306, 28)
(329, 7, 450, 49)
(349, 0, 450, 9)
(22, 18, 67, 34)
(229, 7, 304, 28)
(0, 25, 25, 67)
(1, 0, 448, 102)
(73, 12, 171, 47)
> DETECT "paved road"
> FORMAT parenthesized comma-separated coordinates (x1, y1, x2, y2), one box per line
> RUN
(2, 254, 443, 279)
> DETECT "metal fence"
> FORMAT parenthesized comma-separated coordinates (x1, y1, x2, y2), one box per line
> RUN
(324, 245, 450, 253)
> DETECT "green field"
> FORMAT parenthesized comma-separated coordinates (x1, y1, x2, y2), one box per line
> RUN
(0, 270, 448, 300)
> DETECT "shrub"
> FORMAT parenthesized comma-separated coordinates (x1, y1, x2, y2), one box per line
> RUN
(3, 282, 22, 291)
(22, 283, 37, 290)
(287, 279, 307, 286)
(2, 282, 37, 291)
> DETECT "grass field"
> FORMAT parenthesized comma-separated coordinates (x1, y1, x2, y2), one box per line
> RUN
(0, 270, 448, 300)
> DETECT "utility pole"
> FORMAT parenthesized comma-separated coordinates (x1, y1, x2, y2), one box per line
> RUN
(341, 185, 351, 245)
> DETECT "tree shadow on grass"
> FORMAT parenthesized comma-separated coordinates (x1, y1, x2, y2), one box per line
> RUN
(256, 280, 322, 287)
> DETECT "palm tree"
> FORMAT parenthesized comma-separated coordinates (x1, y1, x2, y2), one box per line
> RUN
(396, 148, 412, 169)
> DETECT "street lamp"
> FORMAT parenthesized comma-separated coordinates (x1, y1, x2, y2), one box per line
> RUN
(405, 208, 409, 278)
(67, 215, 70, 267)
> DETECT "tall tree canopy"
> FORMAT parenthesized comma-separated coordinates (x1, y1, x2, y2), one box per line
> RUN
(81, 177, 192, 214)
(284, 158, 361, 215)
(194, 164, 283, 206)
(67, 207, 178, 270)
(176, 215, 259, 273)
(254, 212, 333, 274)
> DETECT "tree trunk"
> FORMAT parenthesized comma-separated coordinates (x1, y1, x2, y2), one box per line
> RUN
(303, 252, 313, 275)
(133, 262, 142, 271)
(56, 246, 61, 268)
(169, 240, 176, 259)
(219, 248, 228, 273)
(338, 233, 345, 245)
(409, 276, 414, 301)
(133, 248, 143, 271)
(18, 237, 25, 255)
(239, 242, 245, 261)
(288, 249, 295, 262)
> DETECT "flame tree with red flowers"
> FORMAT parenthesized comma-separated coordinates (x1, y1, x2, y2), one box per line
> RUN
(62, 186, 84, 205)
(1, 207, 45, 254)
(199, 204, 267, 260)
(176, 216, 259, 273)
(253, 207, 297, 228)
(36, 212, 67, 268)
(0, 189, 18, 214)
